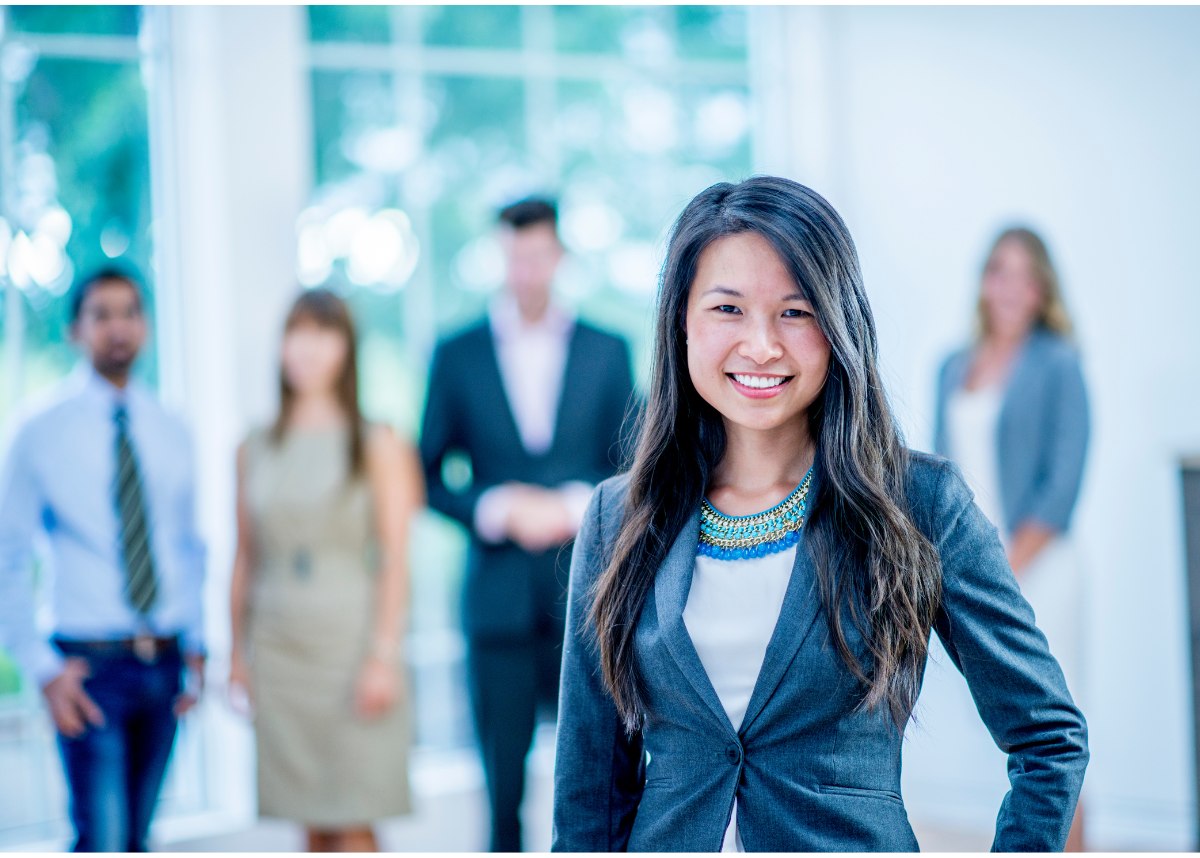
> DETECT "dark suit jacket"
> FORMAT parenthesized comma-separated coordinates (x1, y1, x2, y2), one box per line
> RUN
(552, 452, 1088, 852)
(934, 327, 1090, 535)
(420, 318, 637, 641)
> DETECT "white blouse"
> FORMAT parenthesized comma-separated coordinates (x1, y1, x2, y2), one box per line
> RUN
(945, 384, 1006, 535)
(683, 545, 797, 852)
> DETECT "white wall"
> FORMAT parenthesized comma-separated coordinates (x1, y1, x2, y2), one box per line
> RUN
(756, 5, 1200, 849)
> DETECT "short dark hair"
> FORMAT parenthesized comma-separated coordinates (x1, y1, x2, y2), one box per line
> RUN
(69, 264, 146, 324)
(497, 196, 558, 232)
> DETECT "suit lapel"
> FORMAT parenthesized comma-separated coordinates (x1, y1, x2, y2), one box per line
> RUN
(476, 325, 528, 458)
(548, 323, 586, 456)
(653, 507, 738, 736)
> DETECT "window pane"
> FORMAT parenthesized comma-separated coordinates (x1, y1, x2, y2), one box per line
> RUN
(554, 76, 749, 368)
(307, 5, 392, 44)
(679, 85, 753, 171)
(554, 5, 663, 55)
(421, 6, 523, 50)
(311, 69, 398, 186)
(7, 5, 141, 37)
(2, 56, 156, 423)
(424, 74, 526, 332)
(675, 6, 749, 60)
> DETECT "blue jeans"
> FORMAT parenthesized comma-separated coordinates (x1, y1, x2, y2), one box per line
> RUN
(53, 640, 182, 852)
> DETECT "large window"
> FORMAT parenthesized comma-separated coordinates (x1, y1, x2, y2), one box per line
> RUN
(0, 7, 205, 847)
(0, 6, 157, 424)
(302, 5, 753, 749)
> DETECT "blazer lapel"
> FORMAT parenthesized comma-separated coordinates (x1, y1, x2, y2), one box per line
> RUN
(548, 324, 586, 456)
(738, 511, 826, 736)
(997, 329, 1040, 434)
(653, 508, 738, 736)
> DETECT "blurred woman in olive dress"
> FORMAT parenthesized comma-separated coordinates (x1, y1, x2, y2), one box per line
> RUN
(229, 288, 424, 851)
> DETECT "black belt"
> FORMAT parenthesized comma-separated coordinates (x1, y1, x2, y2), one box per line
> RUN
(53, 634, 180, 663)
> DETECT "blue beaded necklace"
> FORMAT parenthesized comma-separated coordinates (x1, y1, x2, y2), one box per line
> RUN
(697, 467, 814, 561)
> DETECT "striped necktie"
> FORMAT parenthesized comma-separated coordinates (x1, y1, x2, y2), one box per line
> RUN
(113, 404, 158, 615)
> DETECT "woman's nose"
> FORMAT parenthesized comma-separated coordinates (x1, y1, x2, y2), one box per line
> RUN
(737, 319, 784, 364)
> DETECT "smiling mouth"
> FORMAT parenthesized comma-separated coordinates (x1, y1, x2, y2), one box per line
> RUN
(727, 373, 794, 396)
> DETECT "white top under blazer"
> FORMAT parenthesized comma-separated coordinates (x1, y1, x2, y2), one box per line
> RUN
(683, 545, 797, 852)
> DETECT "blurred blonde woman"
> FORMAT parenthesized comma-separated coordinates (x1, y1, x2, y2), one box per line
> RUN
(229, 288, 423, 852)
(931, 227, 1090, 850)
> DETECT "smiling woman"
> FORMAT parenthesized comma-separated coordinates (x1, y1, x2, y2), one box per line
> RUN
(551, 175, 1089, 852)
(685, 231, 830, 427)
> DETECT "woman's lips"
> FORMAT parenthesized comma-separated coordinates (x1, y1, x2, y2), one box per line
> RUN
(727, 372, 794, 399)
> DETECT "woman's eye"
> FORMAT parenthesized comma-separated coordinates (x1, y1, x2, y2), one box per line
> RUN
(783, 308, 813, 318)
(714, 305, 741, 314)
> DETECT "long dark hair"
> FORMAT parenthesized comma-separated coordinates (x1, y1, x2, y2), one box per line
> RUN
(272, 288, 366, 475)
(590, 176, 941, 733)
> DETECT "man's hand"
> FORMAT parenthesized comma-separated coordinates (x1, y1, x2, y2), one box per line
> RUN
(505, 486, 578, 552)
(42, 658, 105, 738)
(174, 653, 206, 718)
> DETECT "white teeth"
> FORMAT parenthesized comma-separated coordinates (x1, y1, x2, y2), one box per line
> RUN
(732, 373, 790, 389)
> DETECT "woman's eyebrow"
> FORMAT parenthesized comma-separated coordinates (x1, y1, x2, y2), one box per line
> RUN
(701, 285, 810, 301)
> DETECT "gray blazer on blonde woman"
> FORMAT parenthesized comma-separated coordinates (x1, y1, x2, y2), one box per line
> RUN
(551, 453, 1087, 852)
(934, 327, 1090, 536)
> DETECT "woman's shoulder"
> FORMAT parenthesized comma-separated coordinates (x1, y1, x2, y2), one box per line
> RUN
(941, 341, 974, 367)
(936, 343, 974, 389)
(903, 450, 977, 539)
(590, 471, 634, 542)
(362, 420, 419, 470)
(363, 419, 400, 448)
(1027, 328, 1083, 368)
(240, 423, 274, 456)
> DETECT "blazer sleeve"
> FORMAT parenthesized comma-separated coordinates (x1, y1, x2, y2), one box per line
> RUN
(1022, 347, 1090, 533)
(552, 480, 645, 851)
(930, 461, 1088, 852)
(418, 341, 485, 529)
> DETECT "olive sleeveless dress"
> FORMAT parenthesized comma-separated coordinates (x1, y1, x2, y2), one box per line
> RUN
(242, 426, 412, 825)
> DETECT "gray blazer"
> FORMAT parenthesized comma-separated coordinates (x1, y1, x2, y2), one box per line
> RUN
(552, 452, 1087, 852)
(934, 328, 1090, 535)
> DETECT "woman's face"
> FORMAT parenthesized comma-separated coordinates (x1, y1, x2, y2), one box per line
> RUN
(981, 238, 1044, 340)
(684, 232, 831, 437)
(281, 317, 348, 397)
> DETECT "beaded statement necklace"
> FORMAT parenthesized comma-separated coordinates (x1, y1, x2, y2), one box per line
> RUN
(698, 468, 814, 561)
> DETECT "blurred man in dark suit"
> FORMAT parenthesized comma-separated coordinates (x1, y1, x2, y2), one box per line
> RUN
(420, 197, 636, 851)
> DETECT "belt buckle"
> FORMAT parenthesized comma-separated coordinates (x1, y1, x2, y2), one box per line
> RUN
(133, 633, 158, 663)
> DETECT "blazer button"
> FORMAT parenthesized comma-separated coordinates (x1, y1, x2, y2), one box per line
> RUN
(726, 745, 741, 764)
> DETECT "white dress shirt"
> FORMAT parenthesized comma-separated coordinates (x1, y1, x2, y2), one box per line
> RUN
(683, 545, 797, 852)
(473, 296, 594, 542)
(0, 365, 207, 686)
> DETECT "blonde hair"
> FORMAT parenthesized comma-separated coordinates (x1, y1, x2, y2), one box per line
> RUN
(975, 226, 1073, 340)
